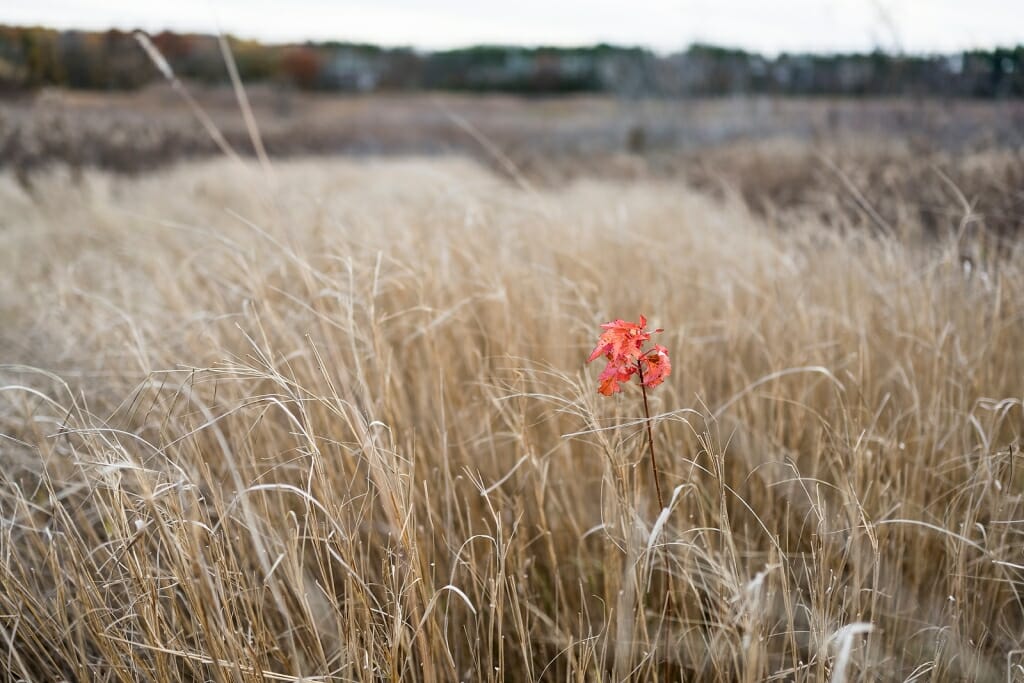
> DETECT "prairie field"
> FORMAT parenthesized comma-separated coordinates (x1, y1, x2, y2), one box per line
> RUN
(1, 108, 1023, 682)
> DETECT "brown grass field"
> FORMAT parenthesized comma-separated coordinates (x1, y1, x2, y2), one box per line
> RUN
(4, 88, 1023, 236)
(0, 92, 1023, 681)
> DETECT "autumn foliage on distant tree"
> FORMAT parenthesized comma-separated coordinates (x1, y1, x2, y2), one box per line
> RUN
(280, 46, 322, 90)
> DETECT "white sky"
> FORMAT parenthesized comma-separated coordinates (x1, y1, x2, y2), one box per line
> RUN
(2, 0, 1022, 54)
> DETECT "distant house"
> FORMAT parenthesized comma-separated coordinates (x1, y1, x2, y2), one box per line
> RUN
(321, 47, 380, 91)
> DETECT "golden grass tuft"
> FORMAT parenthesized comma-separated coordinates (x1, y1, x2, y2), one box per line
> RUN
(0, 157, 1022, 681)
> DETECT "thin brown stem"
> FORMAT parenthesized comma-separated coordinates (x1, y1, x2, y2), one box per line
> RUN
(637, 359, 664, 509)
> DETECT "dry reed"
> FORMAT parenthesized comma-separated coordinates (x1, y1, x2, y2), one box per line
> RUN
(0, 157, 1022, 681)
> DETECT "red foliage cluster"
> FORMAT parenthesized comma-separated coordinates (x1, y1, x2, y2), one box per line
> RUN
(587, 316, 671, 396)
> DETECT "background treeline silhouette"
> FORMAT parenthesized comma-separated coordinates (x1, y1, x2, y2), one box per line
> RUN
(2, 25, 1022, 97)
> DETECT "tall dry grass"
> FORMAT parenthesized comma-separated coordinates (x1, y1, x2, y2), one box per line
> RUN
(0, 157, 1022, 681)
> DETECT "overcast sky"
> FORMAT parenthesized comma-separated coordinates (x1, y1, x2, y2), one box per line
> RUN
(3, 1, 1022, 54)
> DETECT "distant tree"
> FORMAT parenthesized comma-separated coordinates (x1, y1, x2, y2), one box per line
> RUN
(21, 26, 64, 86)
(0, 23, 1022, 98)
(231, 38, 279, 81)
(280, 45, 322, 89)
(377, 47, 422, 89)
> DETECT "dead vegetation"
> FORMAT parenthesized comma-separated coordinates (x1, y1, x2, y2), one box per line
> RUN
(3, 88, 1023, 239)
(0, 153, 1021, 681)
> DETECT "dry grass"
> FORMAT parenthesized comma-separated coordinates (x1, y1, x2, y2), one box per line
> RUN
(5, 89, 1023, 237)
(0, 156, 1022, 681)
(680, 140, 1024, 239)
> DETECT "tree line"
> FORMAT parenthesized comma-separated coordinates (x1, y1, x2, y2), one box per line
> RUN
(1, 25, 1022, 97)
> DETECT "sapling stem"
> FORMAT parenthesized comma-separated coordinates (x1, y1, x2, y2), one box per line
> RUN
(637, 359, 664, 509)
